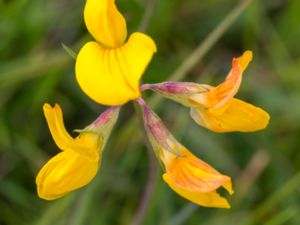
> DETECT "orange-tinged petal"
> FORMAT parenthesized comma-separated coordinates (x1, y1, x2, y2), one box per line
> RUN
(209, 51, 253, 108)
(162, 148, 232, 193)
(161, 148, 232, 208)
(163, 174, 230, 208)
(43, 103, 74, 151)
(36, 150, 99, 200)
(190, 98, 270, 133)
(84, 0, 127, 48)
(75, 32, 156, 106)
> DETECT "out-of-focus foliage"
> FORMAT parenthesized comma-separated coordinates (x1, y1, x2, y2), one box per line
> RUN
(1, 0, 300, 224)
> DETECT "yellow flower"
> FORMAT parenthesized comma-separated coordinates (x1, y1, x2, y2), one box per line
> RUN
(142, 51, 270, 132)
(138, 98, 233, 208)
(36, 104, 119, 200)
(75, 0, 157, 106)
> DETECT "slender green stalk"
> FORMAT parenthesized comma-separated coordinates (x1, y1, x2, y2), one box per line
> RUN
(240, 170, 300, 225)
(264, 206, 299, 225)
(138, 0, 156, 33)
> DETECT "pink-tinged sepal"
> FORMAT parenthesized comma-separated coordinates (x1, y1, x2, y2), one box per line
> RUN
(80, 106, 120, 146)
(141, 82, 210, 108)
(92, 106, 120, 127)
(136, 98, 181, 159)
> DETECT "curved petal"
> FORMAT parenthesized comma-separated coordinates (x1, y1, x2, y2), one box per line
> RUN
(84, 0, 127, 48)
(209, 50, 253, 108)
(163, 148, 232, 193)
(75, 32, 156, 106)
(236, 50, 253, 71)
(36, 151, 99, 200)
(43, 104, 74, 151)
(163, 174, 231, 208)
(190, 98, 270, 133)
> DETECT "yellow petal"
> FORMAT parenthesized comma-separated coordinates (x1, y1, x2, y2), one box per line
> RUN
(236, 50, 253, 71)
(191, 98, 270, 133)
(209, 51, 253, 108)
(75, 32, 156, 106)
(84, 0, 127, 48)
(43, 104, 74, 151)
(163, 174, 230, 208)
(70, 132, 102, 161)
(36, 151, 99, 200)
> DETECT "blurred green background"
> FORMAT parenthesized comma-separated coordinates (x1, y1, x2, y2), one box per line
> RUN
(1, 0, 300, 224)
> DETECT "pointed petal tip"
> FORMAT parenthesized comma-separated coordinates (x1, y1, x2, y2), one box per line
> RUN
(223, 178, 234, 195)
(234, 50, 253, 71)
(244, 50, 253, 60)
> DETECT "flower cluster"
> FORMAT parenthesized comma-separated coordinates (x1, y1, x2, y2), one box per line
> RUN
(36, 0, 270, 208)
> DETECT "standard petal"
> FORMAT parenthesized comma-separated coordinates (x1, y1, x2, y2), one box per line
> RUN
(43, 104, 74, 151)
(36, 151, 99, 200)
(75, 33, 156, 106)
(84, 0, 127, 48)
(209, 51, 253, 108)
(163, 174, 230, 208)
(190, 98, 270, 133)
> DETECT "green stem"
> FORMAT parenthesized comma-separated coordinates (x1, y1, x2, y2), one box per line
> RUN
(138, 0, 156, 32)
(240, 170, 300, 225)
